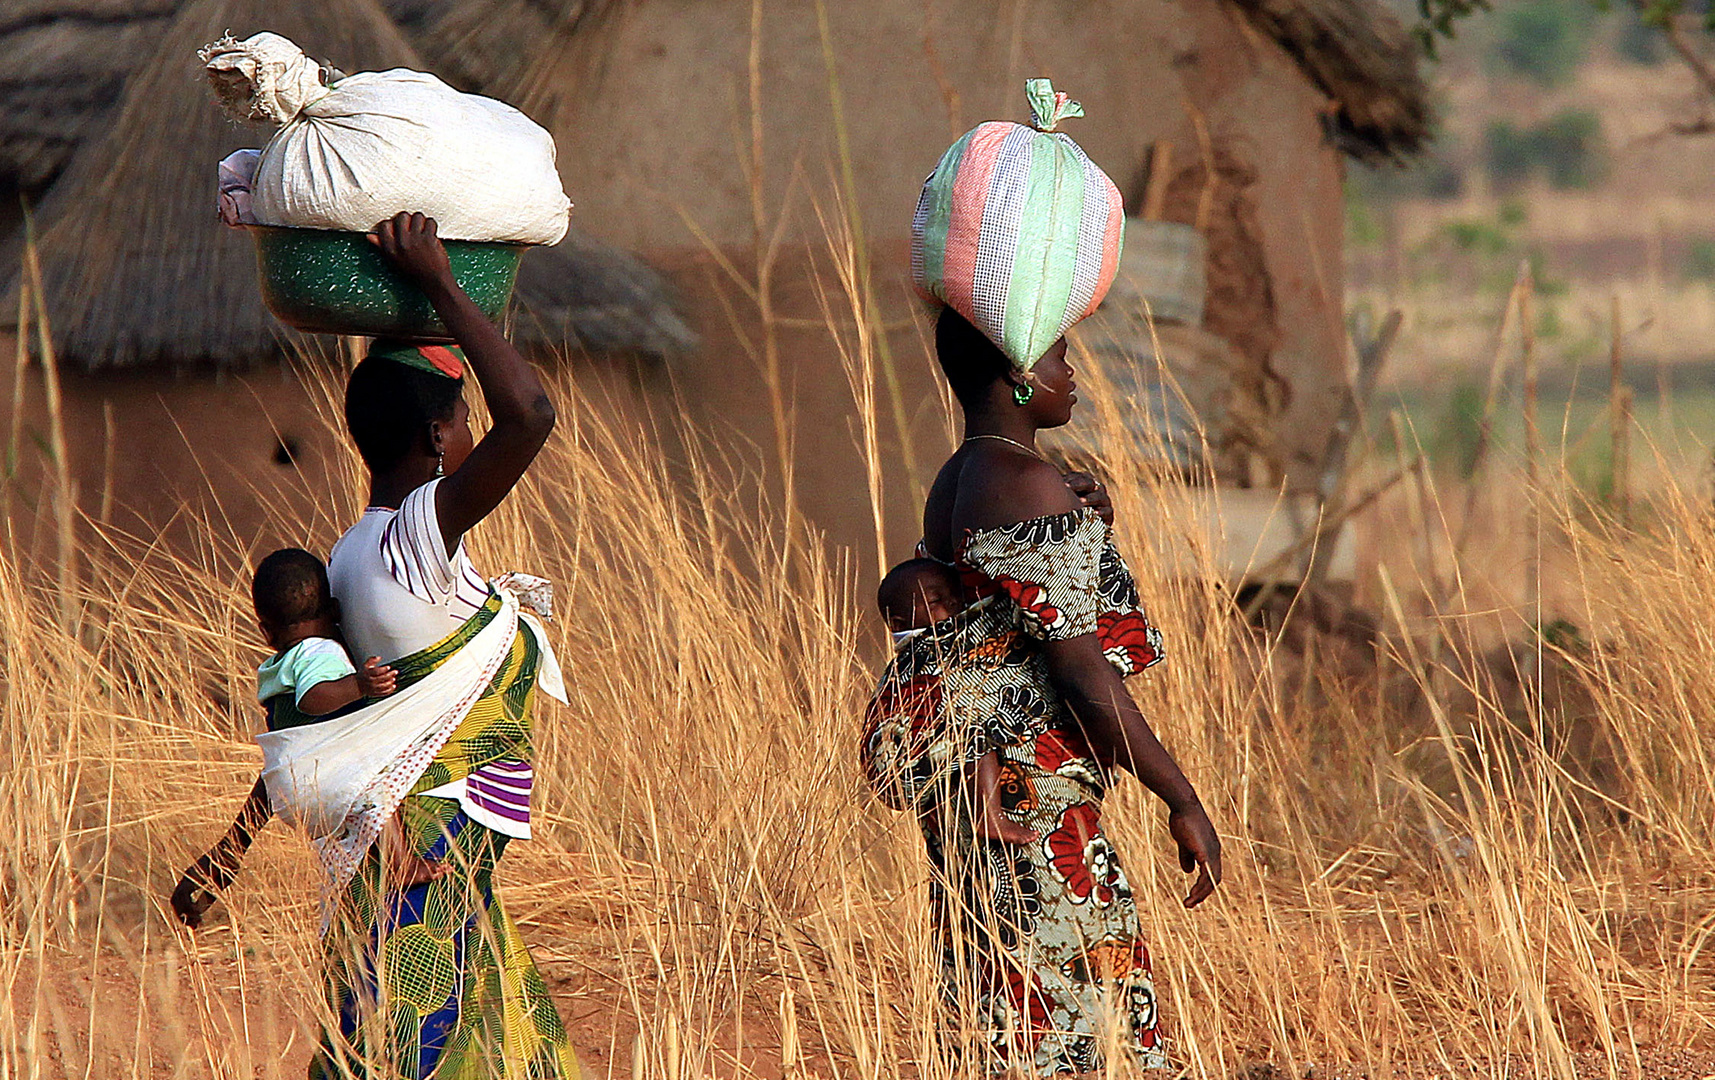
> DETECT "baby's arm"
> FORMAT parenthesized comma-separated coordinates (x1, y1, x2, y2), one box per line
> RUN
(170, 775, 272, 927)
(297, 657, 397, 717)
(381, 813, 453, 891)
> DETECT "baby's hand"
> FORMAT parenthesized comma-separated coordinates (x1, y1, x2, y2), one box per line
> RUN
(356, 656, 397, 698)
(170, 858, 223, 928)
(382, 817, 452, 891)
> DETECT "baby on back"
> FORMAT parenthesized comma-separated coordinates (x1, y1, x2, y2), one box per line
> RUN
(877, 558, 1037, 846)
(172, 548, 410, 928)
(252, 548, 396, 729)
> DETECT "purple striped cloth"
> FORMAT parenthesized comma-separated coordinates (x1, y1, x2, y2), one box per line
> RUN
(464, 759, 533, 829)
(419, 759, 533, 838)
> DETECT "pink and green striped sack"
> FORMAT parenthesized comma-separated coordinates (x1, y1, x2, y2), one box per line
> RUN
(911, 79, 1124, 371)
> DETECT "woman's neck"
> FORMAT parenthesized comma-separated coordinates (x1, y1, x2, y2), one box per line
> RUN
(962, 407, 1038, 452)
(368, 461, 438, 510)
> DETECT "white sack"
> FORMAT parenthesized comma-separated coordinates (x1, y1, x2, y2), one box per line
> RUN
(202, 33, 570, 244)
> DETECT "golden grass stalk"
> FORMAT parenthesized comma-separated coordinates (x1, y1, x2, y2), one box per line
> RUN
(19, 202, 77, 631)
(4, 261, 1715, 1080)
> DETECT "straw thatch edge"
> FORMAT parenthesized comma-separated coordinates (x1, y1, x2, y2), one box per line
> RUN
(1231, 0, 1433, 163)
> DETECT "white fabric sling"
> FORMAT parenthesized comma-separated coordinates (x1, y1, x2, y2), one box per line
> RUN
(256, 583, 564, 926)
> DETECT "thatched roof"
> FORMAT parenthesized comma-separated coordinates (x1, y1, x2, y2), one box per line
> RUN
(0, 0, 690, 370)
(5, 0, 419, 370)
(383, 0, 613, 109)
(1229, 0, 1432, 164)
(513, 234, 693, 358)
(0, 1, 178, 192)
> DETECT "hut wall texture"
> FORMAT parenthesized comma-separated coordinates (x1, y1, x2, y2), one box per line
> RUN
(542, 0, 1348, 494)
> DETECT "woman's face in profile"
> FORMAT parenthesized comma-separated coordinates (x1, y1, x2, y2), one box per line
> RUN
(436, 397, 476, 474)
(1029, 339, 1077, 428)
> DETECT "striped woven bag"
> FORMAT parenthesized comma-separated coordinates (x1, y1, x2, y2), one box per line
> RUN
(911, 79, 1124, 371)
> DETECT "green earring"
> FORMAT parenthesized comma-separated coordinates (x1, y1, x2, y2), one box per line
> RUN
(1013, 382, 1034, 406)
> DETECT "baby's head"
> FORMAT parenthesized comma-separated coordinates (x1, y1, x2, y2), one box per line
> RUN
(878, 558, 964, 633)
(252, 547, 338, 651)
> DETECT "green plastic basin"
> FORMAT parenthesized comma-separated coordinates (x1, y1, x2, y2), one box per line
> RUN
(249, 225, 524, 340)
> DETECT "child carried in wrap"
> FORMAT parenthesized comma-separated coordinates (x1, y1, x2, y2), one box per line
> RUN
(170, 549, 446, 927)
(877, 558, 1038, 847)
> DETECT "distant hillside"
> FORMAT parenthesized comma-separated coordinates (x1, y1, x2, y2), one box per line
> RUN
(1348, 3, 1715, 374)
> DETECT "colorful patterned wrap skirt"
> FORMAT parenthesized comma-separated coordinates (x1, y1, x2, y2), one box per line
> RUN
(310, 594, 580, 1080)
(861, 508, 1168, 1076)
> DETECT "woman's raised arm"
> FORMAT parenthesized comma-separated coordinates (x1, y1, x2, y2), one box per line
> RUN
(371, 212, 556, 549)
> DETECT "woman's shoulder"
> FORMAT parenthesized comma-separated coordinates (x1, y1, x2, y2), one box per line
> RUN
(951, 450, 1082, 535)
(963, 505, 1102, 557)
(328, 505, 391, 571)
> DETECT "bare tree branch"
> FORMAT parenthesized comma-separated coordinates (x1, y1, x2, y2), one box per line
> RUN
(1662, 9, 1715, 102)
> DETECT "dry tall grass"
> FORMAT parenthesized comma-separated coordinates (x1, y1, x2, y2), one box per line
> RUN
(4, 302, 1715, 1080)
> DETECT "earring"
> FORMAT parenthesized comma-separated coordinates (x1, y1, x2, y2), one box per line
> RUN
(435, 451, 445, 477)
(1013, 382, 1034, 406)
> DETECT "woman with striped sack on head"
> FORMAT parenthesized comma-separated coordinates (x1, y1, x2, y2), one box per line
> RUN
(863, 83, 1222, 1076)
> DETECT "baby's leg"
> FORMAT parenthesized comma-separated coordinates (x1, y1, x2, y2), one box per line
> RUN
(971, 750, 1038, 845)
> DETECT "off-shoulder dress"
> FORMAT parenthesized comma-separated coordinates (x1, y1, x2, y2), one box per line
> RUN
(861, 506, 1169, 1075)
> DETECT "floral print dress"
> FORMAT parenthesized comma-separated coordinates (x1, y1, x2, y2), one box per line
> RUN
(861, 507, 1168, 1075)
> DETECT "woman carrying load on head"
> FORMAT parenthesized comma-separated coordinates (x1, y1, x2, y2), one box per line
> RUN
(297, 211, 578, 1079)
(308, 212, 577, 1079)
(861, 84, 1221, 1076)
(172, 211, 579, 1079)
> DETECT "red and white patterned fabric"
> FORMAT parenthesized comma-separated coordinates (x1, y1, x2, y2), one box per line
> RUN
(861, 507, 1168, 1075)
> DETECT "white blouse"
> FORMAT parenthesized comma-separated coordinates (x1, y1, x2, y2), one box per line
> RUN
(327, 479, 532, 839)
(329, 479, 491, 665)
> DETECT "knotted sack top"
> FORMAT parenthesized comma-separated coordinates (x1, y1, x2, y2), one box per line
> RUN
(910, 79, 1125, 371)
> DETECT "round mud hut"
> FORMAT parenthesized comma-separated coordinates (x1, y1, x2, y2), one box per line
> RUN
(0, 0, 1429, 579)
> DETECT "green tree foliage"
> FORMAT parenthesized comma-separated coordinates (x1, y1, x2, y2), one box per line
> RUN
(1415, 0, 1492, 60)
(1485, 121, 1537, 188)
(1616, 4, 1671, 61)
(1492, 0, 1593, 85)
(1418, 0, 1715, 62)
(1537, 110, 1606, 186)
(1435, 382, 1486, 479)
(1683, 237, 1715, 280)
(1484, 111, 1606, 190)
